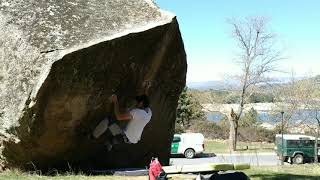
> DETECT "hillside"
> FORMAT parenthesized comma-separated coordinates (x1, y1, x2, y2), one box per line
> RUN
(188, 75, 320, 105)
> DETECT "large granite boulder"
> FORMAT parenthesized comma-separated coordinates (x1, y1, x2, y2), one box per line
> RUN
(0, 0, 186, 171)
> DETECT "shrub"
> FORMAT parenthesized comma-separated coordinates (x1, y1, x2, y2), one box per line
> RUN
(189, 120, 228, 139)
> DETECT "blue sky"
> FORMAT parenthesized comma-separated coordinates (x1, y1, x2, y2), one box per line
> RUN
(155, 0, 320, 82)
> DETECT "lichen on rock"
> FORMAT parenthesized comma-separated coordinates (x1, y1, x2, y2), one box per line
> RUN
(0, 0, 187, 171)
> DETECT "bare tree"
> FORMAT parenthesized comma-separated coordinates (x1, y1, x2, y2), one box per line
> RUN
(301, 77, 320, 163)
(314, 110, 320, 163)
(273, 74, 304, 132)
(279, 75, 320, 162)
(227, 16, 282, 151)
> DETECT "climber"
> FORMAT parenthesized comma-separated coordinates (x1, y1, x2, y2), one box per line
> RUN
(91, 94, 152, 150)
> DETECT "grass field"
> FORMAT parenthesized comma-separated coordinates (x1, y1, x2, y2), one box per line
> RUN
(1, 165, 320, 180)
(243, 164, 320, 180)
(0, 140, 311, 180)
(0, 170, 193, 180)
(204, 139, 275, 154)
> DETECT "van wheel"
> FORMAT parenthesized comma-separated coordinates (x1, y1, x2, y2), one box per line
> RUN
(293, 154, 304, 164)
(184, 149, 195, 159)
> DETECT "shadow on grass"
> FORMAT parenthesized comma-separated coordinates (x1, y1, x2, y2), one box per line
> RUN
(236, 147, 274, 152)
(249, 173, 320, 180)
(170, 153, 216, 159)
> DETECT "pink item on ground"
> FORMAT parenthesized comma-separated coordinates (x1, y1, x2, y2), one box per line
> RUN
(148, 158, 163, 180)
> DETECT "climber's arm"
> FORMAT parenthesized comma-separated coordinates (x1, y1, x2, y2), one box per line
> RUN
(110, 94, 132, 121)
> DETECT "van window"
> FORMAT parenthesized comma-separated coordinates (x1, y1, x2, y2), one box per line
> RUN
(287, 140, 299, 147)
(172, 136, 181, 143)
(287, 140, 314, 147)
(302, 140, 313, 147)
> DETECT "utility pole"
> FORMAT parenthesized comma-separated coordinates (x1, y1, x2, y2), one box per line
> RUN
(281, 111, 284, 165)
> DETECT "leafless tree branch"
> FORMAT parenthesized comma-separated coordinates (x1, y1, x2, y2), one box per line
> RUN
(226, 16, 283, 151)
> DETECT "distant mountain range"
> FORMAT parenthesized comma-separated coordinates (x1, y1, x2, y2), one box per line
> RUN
(187, 80, 239, 90)
(187, 76, 308, 90)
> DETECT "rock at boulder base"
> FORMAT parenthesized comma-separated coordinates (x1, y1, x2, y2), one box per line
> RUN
(0, 0, 186, 171)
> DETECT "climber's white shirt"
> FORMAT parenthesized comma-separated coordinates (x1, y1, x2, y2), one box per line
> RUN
(124, 108, 152, 144)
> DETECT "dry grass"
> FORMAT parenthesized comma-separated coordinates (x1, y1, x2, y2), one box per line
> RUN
(2, 165, 320, 180)
(0, 169, 197, 180)
(205, 139, 274, 154)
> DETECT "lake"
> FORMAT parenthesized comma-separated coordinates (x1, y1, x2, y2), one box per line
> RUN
(207, 110, 319, 125)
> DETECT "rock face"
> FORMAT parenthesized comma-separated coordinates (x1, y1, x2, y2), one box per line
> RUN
(0, 0, 187, 171)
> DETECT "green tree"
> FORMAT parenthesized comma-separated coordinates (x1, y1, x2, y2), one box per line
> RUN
(176, 87, 205, 132)
(240, 108, 259, 127)
(248, 93, 275, 103)
(223, 93, 240, 104)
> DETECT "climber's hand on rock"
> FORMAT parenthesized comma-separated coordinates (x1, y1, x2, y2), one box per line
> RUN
(110, 94, 118, 103)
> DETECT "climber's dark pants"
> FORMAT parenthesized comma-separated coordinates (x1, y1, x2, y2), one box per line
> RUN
(92, 117, 130, 144)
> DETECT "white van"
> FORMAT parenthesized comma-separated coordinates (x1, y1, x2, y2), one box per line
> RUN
(171, 133, 205, 158)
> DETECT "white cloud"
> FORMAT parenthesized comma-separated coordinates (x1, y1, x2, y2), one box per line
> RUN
(187, 60, 320, 82)
(187, 62, 240, 82)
